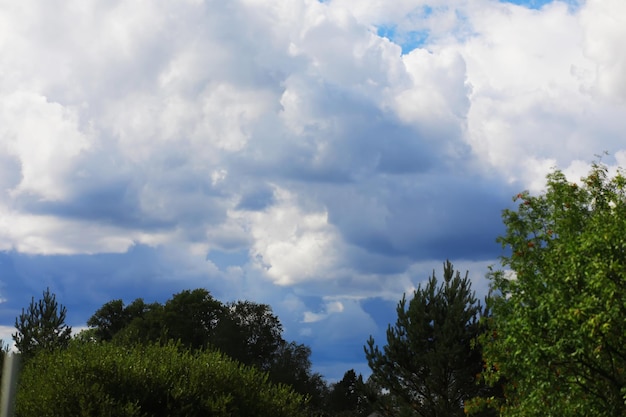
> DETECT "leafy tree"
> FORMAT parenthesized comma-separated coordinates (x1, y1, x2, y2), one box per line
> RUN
(219, 300, 284, 370)
(326, 369, 360, 415)
(365, 261, 489, 417)
(86, 299, 127, 341)
(269, 340, 328, 413)
(88, 291, 290, 368)
(88, 290, 225, 349)
(114, 299, 167, 345)
(13, 288, 72, 359)
(85, 288, 327, 408)
(16, 340, 307, 417)
(162, 288, 226, 350)
(88, 298, 166, 344)
(479, 163, 626, 416)
(326, 369, 373, 417)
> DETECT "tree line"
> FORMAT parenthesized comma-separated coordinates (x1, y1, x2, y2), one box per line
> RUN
(364, 163, 625, 416)
(2, 162, 625, 416)
(4, 287, 334, 416)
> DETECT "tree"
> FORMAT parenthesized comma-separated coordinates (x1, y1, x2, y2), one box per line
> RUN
(326, 369, 373, 417)
(16, 340, 307, 417)
(88, 291, 288, 369)
(85, 288, 326, 407)
(365, 261, 489, 417)
(479, 163, 626, 416)
(218, 300, 284, 370)
(13, 288, 72, 359)
(268, 340, 328, 412)
(162, 288, 226, 350)
(86, 299, 127, 341)
(87, 298, 166, 344)
(114, 299, 167, 345)
(326, 369, 360, 415)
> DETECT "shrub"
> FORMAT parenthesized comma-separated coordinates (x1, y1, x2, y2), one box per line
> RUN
(16, 340, 306, 417)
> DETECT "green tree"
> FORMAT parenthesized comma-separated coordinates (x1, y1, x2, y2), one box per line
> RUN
(16, 340, 307, 417)
(219, 300, 284, 370)
(88, 291, 291, 369)
(162, 288, 226, 350)
(114, 299, 167, 345)
(85, 288, 327, 408)
(269, 340, 328, 413)
(88, 290, 226, 349)
(479, 163, 626, 416)
(86, 299, 127, 341)
(365, 261, 489, 417)
(13, 288, 72, 359)
(88, 298, 166, 344)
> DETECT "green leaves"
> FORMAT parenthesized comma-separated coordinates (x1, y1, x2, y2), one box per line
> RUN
(481, 163, 626, 417)
(16, 341, 307, 417)
(84, 288, 326, 412)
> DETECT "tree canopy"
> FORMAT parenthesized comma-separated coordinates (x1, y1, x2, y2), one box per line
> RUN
(365, 260, 490, 417)
(478, 163, 626, 416)
(86, 288, 327, 407)
(325, 369, 374, 417)
(16, 340, 307, 417)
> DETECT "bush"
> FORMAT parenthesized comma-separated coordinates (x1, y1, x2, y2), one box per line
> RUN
(16, 341, 307, 417)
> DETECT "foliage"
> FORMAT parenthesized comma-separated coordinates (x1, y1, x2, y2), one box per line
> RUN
(87, 288, 327, 408)
(13, 288, 71, 360)
(162, 289, 225, 349)
(88, 298, 166, 344)
(15, 340, 307, 417)
(365, 260, 489, 417)
(268, 340, 329, 412)
(325, 369, 374, 417)
(220, 300, 284, 370)
(85, 299, 127, 341)
(326, 369, 361, 415)
(87, 290, 284, 360)
(479, 163, 626, 416)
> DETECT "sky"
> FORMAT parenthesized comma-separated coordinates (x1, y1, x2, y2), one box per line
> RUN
(1, 0, 625, 381)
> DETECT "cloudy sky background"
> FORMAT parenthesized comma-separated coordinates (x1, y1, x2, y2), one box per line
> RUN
(1, 0, 625, 380)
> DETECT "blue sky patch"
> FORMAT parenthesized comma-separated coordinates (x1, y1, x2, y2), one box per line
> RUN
(206, 249, 249, 270)
(377, 25, 430, 54)
(501, 0, 553, 8)
(499, 0, 581, 10)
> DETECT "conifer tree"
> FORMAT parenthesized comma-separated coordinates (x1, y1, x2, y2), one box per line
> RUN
(13, 288, 72, 359)
(365, 261, 489, 417)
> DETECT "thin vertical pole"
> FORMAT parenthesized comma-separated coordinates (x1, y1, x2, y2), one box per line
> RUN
(0, 353, 20, 417)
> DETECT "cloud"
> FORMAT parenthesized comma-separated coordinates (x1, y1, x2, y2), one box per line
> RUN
(0, 326, 15, 349)
(303, 299, 345, 323)
(1, 0, 626, 381)
(231, 186, 343, 286)
(579, 0, 626, 102)
(0, 92, 90, 200)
